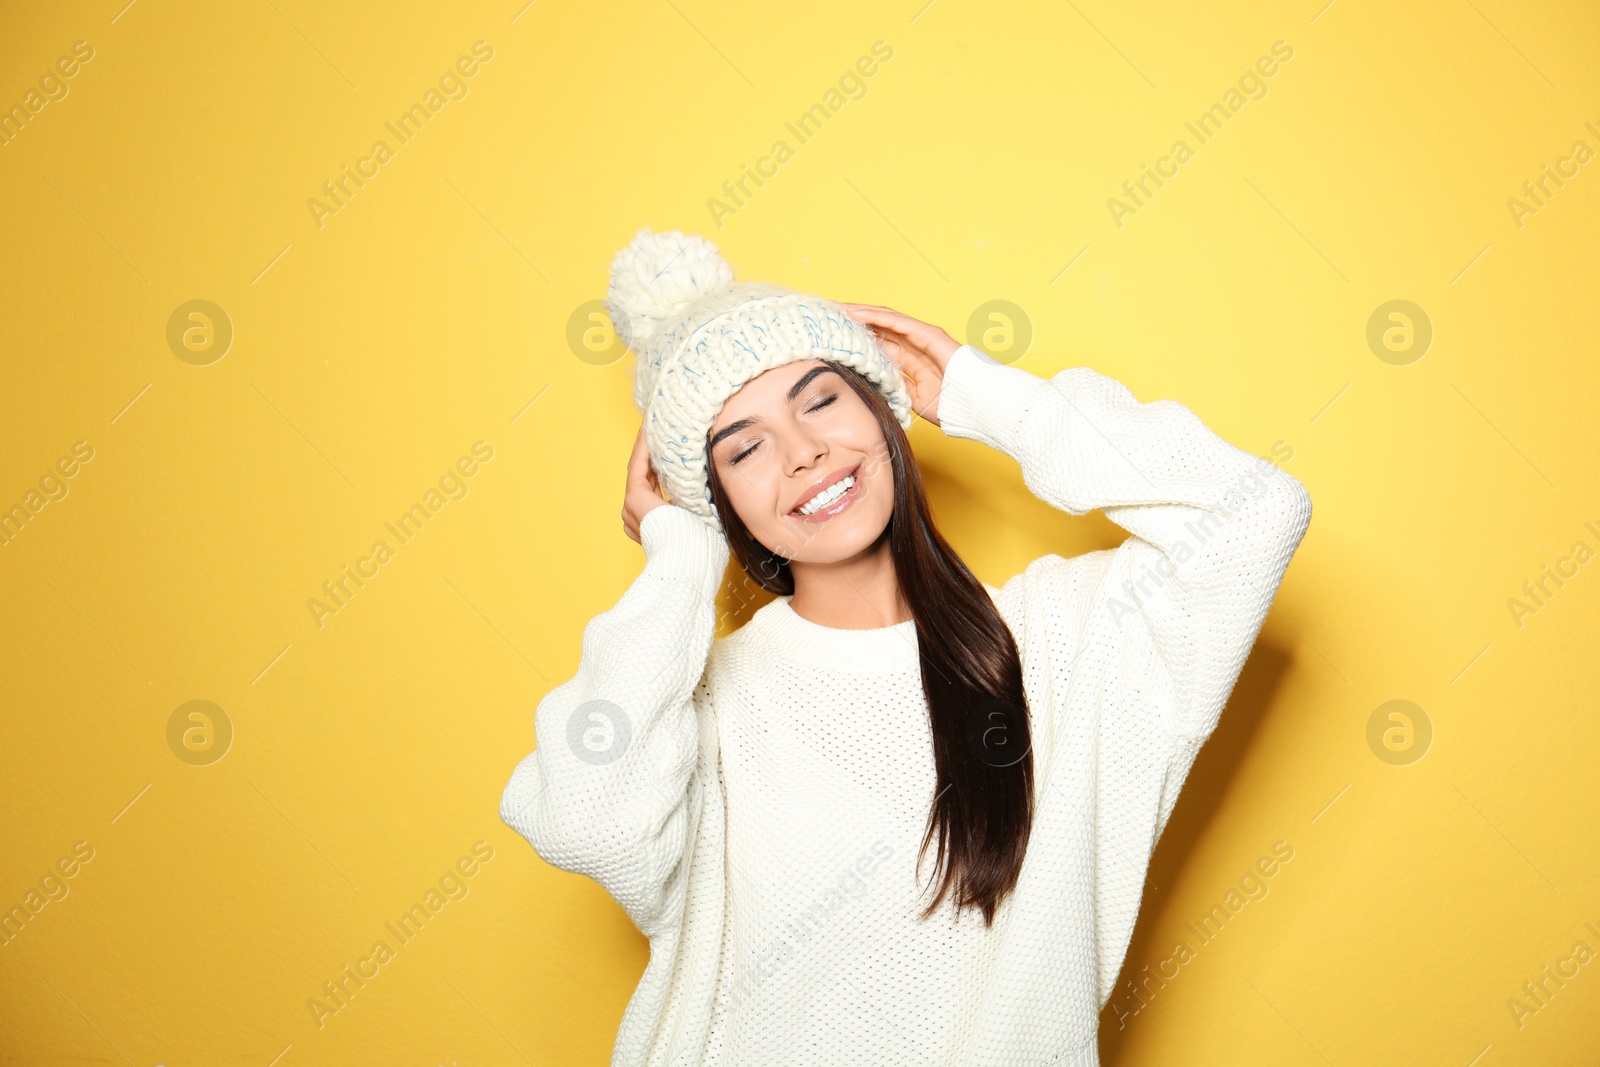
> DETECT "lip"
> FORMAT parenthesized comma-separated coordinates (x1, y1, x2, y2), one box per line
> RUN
(790, 463, 862, 522)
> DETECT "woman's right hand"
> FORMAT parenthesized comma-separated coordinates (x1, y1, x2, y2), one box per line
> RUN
(622, 422, 672, 543)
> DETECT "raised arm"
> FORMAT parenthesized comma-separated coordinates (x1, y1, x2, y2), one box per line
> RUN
(499, 503, 728, 937)
(850, 302, 1312, 1016)
(935, 341, 1311, 1013)
(938, 343, 1311, 741)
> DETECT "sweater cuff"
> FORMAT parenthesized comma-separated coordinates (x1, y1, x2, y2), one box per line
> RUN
(639, 503, 729, 583)
(937, 343, 1051, 456)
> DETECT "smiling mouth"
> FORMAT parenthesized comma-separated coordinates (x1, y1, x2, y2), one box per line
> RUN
(791, 464, 862, 519)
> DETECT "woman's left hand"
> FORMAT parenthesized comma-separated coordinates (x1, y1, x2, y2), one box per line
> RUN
(841, 303, 959, 428)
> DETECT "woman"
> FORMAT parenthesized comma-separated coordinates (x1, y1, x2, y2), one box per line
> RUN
(501, 228, 1312, 1066)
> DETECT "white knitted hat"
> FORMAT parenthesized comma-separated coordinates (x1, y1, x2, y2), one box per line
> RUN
(605, 226, 915, 535)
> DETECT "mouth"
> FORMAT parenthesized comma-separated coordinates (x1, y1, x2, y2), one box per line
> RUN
(790, 463, 863, 523)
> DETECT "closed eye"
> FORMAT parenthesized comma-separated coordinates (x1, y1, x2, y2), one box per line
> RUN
(729, 392, 840, 465)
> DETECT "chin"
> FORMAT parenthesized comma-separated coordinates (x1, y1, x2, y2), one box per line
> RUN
(776, 506, 892, 564)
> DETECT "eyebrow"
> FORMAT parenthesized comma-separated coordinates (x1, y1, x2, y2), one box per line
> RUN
(707, 365, 839, 450)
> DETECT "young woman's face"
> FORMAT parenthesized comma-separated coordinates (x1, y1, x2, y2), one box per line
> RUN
(707, 359, 895, 563)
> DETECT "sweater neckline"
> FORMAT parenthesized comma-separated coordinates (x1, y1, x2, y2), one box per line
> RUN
(745, 596, 921, 670)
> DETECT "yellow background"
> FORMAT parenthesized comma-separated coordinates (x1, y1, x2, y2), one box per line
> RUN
(2, 0, 1596, 1063)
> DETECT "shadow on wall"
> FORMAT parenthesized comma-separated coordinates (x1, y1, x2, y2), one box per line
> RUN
(1099, 640, 1297, 1064)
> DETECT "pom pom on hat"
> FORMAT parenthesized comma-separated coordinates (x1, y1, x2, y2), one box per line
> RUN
(602, 224, 915, 535)
(604, 228, 734, 351)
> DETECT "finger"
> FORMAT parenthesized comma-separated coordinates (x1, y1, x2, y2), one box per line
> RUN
(849, 308, 947, 355)
(876, 330, 938, 377)
(844, 306, 912, 333)
(861, 318, 924, 356)
(843, 305, 947, 388)
(843, 304, 914, 336)
(627, 423, 652, 486)
(843, 304, 920, 331)
(842, 303, 901, 321)
(863, 320, 914, 345)
(877, 333, 924, 367)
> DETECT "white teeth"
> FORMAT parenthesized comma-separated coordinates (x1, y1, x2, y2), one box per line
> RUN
(797, 474, 855, 515)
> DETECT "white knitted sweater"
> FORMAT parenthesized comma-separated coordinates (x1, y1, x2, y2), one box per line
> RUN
(502, 344, 1313, 1066)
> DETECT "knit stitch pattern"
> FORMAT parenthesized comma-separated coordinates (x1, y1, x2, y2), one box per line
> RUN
(605, 227, 914, 534)
(501, 344, 1313, 1066)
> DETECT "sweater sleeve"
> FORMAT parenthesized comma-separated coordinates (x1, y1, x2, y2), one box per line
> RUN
(936, 343, 1312, 1008)
(937, 343, 1311, 742)
(499, 503, 729, 938)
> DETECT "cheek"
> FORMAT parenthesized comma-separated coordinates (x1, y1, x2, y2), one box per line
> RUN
(717, 458, 781, 523)
(840, 403, 881, 437)
(853, 425, 894, 482)
(863, 457, 897, 519)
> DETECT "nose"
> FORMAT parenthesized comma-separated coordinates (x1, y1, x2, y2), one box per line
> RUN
(782, 422, 828, 478)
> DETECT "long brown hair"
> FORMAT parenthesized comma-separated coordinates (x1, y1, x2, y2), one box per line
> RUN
(704, 361, 1035, 925)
